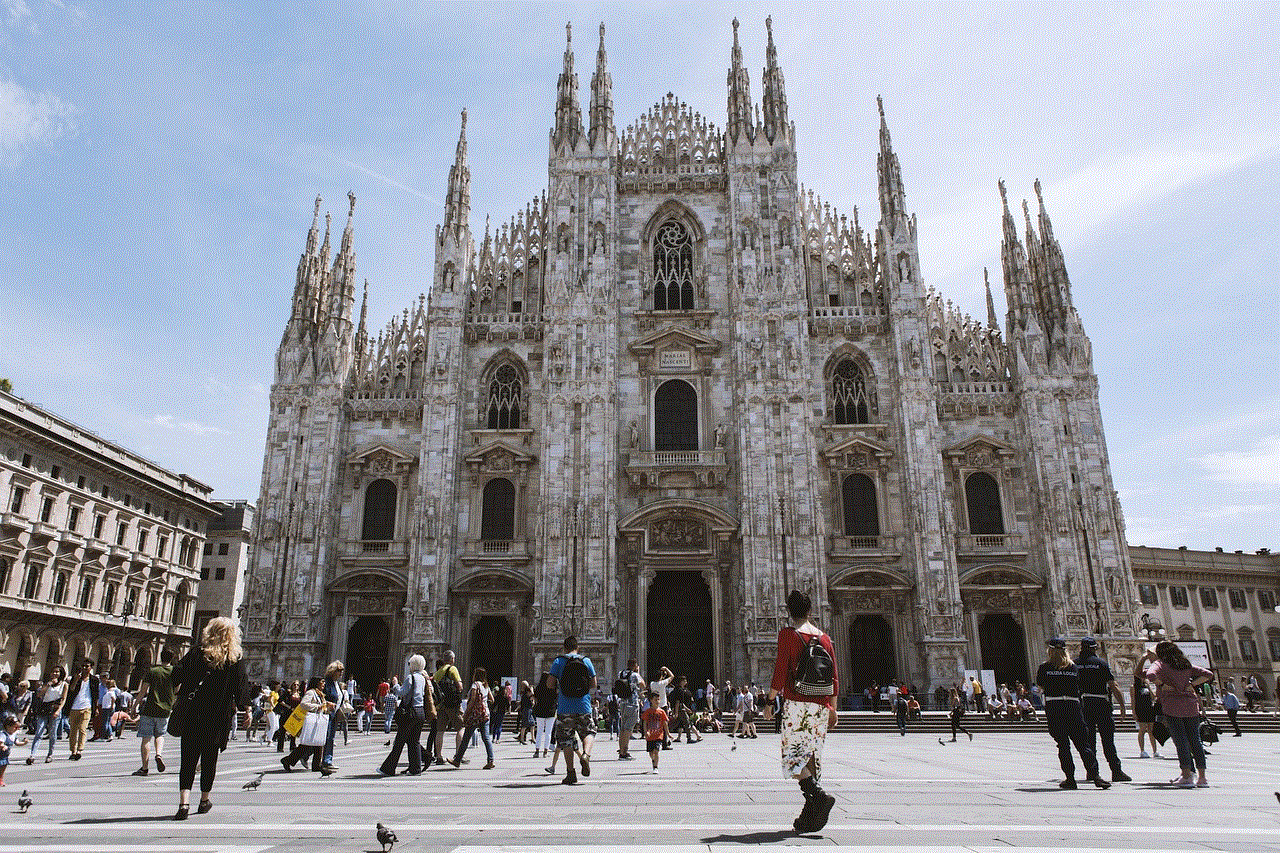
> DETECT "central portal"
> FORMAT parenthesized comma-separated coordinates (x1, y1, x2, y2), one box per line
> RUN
(646, 571, 714, 687)
(346, 616, 390, 696)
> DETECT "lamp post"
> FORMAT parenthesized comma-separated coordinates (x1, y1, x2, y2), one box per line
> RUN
(1139, 612, 1165, 643)
(118, 596, 134, 687)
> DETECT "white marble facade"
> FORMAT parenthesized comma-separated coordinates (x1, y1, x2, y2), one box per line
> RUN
(241, 20, 1144, 693)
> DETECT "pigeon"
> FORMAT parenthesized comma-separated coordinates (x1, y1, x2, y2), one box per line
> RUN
(242, 771, 266, 791)
(17, 790, 32, 813)
(384, 740, 391, 746)
(376, 822, 398, 852)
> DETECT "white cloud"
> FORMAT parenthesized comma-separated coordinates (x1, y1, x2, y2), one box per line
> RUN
(1197, 436, 1280, 488)
(0, 76, 76, 165)
(149, 415, 230, 436)
(4, 0, 31, 28)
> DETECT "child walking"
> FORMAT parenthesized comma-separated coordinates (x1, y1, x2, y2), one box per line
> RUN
(1, 713, 31, 786)
(640, 691, 669, 774)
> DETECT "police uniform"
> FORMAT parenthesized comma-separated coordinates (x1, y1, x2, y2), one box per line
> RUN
(1074, 638, 1130, 782)
(1035, 638, 1110, 789)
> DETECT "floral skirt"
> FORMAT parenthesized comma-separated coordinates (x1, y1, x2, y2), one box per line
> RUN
(780, 699, 829, 781)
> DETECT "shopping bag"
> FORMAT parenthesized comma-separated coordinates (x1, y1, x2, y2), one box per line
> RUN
(283, 703, 307, 738)
(299, 711, 329, 747)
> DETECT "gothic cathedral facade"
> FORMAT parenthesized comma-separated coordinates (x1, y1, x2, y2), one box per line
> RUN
(241, 20, 1144, 694)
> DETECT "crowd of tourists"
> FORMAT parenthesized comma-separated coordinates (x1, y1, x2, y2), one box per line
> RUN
(0, 595, 1257, 830)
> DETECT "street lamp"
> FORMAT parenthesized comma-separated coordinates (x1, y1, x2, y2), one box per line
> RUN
(1140, 612, 1165, 642)
(118, 595, 135, 686)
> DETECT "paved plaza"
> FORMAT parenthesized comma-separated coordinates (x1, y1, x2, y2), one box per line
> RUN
(2, 727, 1277, 852)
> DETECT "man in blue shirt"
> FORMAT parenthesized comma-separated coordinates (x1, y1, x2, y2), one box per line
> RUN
(548, 635, 596, 785)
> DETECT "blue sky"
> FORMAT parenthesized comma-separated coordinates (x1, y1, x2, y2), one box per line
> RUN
(2, 1, 1277, 551)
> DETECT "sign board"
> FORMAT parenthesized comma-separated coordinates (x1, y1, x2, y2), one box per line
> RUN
(658, 349, 692, 371)
(1142, 641, 1211, 670)
(963, 669, 998, 700)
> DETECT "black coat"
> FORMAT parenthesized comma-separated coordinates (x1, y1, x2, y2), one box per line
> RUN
(171, 650, 248, 750)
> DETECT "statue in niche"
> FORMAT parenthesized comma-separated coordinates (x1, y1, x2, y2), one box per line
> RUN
(714, 422, 726, 449)
(425, 498, 437, 539)
(293, 572, 308, 606)
(786, 338, 799, 369)
(628, 420, 639, 448)
(898, 255, 910, 283)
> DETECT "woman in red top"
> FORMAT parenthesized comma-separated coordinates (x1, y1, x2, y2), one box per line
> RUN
(767, 590, 838, 835)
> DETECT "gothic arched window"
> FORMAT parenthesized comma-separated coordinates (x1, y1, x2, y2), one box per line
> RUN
(654, 379, 698, 451)
(653, 220, 694, 310)
(965, 472, 1005, 534)
(842, 473, 880, 538)
(486, 364, 523, 430)
(832, 359, 870, 424)
(481, 478, 515, 541)
(362, 479, 397, 541)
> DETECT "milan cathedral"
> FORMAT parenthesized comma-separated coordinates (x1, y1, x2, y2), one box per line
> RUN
(240, 19, 1143, 694)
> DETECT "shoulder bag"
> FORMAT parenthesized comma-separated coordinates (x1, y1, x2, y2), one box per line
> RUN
(167, 668, 206, 738)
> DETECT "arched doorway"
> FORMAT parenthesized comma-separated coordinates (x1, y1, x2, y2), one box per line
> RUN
(979, 613, 1029, 687)
(646, 571, 714, 687)
(346, 616, 390, 696)
(470, 616, 514, 683)
(848, 615, 896, 692)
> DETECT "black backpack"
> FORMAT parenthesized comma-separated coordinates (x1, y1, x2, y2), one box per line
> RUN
(438, 671, 462, 708)
(613, 670, 633, 700)
(792, 629, 835, 697)
(557, 654, 591, 699)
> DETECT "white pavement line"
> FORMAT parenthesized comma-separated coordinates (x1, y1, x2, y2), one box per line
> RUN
(450, 849, 1220, 853)
(5, 848, 268, 853)
(0, 823, 1271, 836)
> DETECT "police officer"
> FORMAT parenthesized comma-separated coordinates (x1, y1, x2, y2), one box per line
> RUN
(1075, 637, 1131, 782)
(1035, 637, 1110, 789)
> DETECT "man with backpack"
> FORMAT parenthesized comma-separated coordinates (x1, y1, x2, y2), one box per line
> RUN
(548, 635, 597, 785)
(614, 658, 645, 760)
(768, 590, 838, 835)
(431, 650, 464, 766)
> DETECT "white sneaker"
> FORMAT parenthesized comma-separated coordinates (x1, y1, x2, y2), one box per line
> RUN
(1152, 751, 1162, 759)
(1139, 750, 1149, 758)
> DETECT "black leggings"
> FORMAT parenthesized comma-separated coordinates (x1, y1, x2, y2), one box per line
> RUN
(949, 708, 969, 738)
(178, 736, 222, 794)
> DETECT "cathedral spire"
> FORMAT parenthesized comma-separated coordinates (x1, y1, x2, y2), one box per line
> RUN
(552, 22, 583, 151)
(327, 191, 357, 328)
(726, 18, 754, 144)
(984, 268, 999, 330)
(291, 196, 323, 324)
(355, 278, 369, 362)
(588, 23, 614, 151)
(876, 96, 907, 226)
(443, 109, 471, 237)
(999, 180, 1040, 345)
(1035, 179, 1076, 316)
(761, 16, 788, 144)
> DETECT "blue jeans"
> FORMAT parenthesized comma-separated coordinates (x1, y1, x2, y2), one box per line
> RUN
(322, 714, 337, 766)
(454, 722, 493, 764)
(29, 713, 57, 759)
(1165, 714, 1206, 773)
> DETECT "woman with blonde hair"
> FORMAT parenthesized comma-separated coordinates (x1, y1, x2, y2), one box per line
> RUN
(170, 617, 247, 819)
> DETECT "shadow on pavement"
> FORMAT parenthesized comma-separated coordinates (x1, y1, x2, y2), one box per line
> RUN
(701, 830, 804, 844)
(68, 814, 176, 824)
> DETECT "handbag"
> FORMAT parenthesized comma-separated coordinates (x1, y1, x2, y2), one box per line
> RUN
(167, 670, 207, 738)
(463, 685, 488, 727)
(282, 702, 308, 738)
(298, 709, 329, 746)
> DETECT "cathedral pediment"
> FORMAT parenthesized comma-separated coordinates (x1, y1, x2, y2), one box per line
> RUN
(629, 325, 722, 374)
(820, 434, 893, 468)
(462, 438, 537, 468)
(942, 434, 1018, 465)
(346, 443, 416, 476)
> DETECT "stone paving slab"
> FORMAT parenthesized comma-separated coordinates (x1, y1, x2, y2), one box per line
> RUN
(2, 729, 1277, 851)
